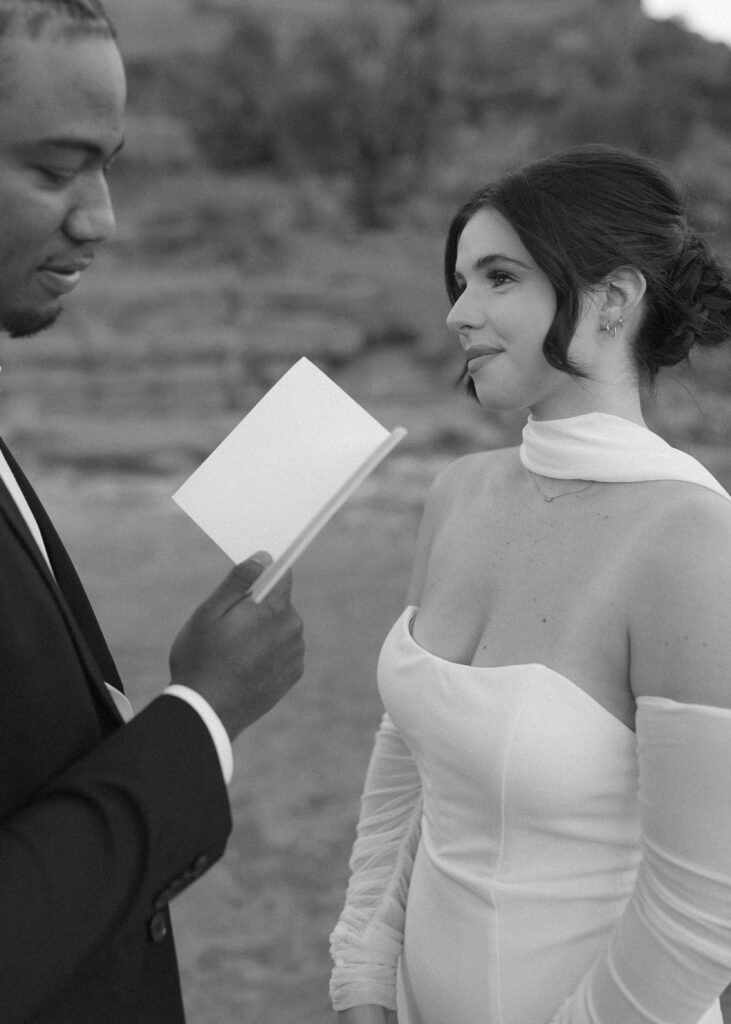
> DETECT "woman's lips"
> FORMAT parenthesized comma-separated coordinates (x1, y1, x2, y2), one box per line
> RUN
(465, 347, 501, 369)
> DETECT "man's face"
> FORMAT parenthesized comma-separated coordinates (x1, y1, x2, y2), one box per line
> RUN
(0, 32, 125, 337)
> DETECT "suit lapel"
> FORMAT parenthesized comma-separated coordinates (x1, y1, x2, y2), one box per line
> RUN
(0, 458, 58, 588)
(0, 438, 124, 720)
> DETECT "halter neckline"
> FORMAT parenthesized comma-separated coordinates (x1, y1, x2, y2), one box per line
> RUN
(519, 412, 729, 500)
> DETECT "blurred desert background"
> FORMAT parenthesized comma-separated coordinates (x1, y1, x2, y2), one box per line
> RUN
(2, 1, 730, 1021)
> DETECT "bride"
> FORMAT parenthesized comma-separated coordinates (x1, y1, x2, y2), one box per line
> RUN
(329, 145, 731, 1024)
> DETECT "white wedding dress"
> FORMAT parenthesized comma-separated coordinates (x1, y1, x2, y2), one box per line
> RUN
(330, 414, 731, 1024)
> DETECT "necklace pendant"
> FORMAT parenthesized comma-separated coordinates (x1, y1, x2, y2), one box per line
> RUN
(527, 468, 595, 503)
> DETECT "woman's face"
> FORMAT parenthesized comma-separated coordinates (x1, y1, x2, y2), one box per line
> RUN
(447, 207, 577, 416)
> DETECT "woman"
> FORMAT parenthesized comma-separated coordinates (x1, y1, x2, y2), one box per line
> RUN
(329, 145, 731, 1024)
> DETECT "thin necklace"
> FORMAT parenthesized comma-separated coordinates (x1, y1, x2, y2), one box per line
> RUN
(528, 470, 595, 503)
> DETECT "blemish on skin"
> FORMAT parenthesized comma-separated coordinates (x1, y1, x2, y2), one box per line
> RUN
(542, 618, 547, 624)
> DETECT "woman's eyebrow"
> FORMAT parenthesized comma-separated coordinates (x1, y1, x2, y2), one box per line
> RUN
(473, 253, 531, 271)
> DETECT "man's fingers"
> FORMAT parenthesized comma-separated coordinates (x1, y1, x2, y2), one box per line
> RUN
(204, 553, 274, 613)
(229, 552, 275, 590)
(249, 550, 273, 568)
(262, 567, 294, 611)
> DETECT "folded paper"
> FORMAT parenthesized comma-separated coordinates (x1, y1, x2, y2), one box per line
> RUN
(173, 357, 406, 601)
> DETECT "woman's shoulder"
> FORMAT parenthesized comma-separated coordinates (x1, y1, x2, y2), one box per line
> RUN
(627, 479, 731, 556)
(406, 445, 520, 607)
(623, 480, 731, 597)
(427, 445, 520, 508)
(625, 481, 731, 706)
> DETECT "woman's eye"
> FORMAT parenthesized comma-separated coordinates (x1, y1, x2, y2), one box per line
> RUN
(488, 270, 513, 286)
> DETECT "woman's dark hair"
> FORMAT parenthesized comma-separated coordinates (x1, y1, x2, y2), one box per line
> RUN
(444, 144, 731, 382)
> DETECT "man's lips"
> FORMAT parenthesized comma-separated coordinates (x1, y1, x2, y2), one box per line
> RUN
(37, 259, 92, 295)
(40, 254, 92, 273)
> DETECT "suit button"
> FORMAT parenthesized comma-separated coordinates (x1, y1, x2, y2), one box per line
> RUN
(148, 911, 168, 943)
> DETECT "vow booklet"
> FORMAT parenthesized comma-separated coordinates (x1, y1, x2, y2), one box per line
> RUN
(172, 357, 407, 602)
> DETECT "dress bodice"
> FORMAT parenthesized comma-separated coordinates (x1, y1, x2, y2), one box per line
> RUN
(380, 605, 640, 897)
(371, 607, 642, 1022)
(372, 607, 724, 1024)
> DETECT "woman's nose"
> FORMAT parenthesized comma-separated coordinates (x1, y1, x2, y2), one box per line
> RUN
(446, 288, 482, 335)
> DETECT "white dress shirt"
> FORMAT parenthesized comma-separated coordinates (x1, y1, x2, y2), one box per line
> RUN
(0, 447, 233, 783)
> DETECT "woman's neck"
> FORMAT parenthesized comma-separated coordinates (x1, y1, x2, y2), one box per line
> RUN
(529, 377, 646, 426)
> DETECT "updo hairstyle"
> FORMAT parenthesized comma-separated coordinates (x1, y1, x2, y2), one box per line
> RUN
(444, 144, 731, 381)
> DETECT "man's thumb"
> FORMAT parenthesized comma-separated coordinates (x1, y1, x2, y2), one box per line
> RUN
(211, 552, 273, 607)
(234, 551, 272, 585)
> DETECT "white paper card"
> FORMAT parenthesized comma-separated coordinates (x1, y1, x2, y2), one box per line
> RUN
(172, 357, 406, 601)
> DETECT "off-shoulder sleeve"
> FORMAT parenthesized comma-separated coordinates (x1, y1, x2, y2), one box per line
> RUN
(550, 698, 731, 1024)
(329, 712, 423, 1012)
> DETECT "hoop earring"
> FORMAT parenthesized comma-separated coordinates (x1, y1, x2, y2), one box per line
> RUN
(602, 317, 624, 338)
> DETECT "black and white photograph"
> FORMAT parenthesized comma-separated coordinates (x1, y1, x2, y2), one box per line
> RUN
(1, 1, 730, 1022)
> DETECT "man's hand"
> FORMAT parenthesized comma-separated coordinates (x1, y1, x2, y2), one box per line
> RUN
(168, 554, 305, 740)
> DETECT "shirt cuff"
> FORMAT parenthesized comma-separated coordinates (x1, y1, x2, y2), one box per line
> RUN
(163, 685, 234, 784)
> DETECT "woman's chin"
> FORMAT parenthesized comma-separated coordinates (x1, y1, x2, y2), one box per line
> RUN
(471, 378, 529, 414)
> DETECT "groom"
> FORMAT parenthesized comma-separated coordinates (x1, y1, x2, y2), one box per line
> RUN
(0, 2, 304, 1022)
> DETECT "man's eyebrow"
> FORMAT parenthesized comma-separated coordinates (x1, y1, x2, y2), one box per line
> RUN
(31, 137, 125, 161)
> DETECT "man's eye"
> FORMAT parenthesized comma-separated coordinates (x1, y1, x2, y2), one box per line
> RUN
(35, 166, 76, 184)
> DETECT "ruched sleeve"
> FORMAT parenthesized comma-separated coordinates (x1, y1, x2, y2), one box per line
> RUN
(550, 697, 731, 1024)
(329, 712, 423, 1012)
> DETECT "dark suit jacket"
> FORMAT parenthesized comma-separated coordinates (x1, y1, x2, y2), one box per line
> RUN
(0, 440, 232, 1023)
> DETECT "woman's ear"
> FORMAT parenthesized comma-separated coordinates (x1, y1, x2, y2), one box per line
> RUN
(601, 267, 647, 326)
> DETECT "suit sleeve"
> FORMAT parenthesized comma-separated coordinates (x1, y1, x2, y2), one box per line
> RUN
(0, 694, 232, 1023)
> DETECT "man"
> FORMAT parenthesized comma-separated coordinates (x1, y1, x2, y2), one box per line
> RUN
(0, 2, 305, 1021)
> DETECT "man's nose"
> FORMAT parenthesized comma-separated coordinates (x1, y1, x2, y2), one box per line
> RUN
(63, 173, 116, 245)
